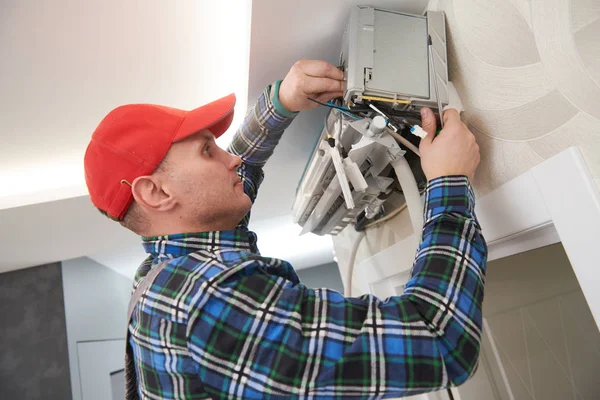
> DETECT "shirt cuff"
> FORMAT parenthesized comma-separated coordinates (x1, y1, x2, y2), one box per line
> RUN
(270, 80, 299, 118)
(424, 175, 475, 221)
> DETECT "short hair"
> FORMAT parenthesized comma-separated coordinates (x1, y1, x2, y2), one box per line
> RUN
(95, 159, 169, 234)
(97, 201, 148, 233)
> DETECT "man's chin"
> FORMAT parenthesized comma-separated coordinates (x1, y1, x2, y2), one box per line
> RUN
(233, 193, 252, 218)
(241, 193, 252, 212)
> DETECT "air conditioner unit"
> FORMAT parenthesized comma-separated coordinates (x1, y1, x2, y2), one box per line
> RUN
(293, 6, 452, 236)
(342, 6, 448, 109)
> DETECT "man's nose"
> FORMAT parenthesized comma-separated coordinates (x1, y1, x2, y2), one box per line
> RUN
(229, 154, 242, 170)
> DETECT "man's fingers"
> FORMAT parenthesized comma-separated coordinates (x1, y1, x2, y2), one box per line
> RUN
(279, 60, 346, 112)
(303, 77, 344, 96)
(297, 60, 344, 81)
(442, 108, 460, 125)
(313, 91, 344, 104)
(419, 107, 436, 145)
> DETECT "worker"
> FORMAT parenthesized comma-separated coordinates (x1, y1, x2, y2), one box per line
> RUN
(84, 59, 486, 399)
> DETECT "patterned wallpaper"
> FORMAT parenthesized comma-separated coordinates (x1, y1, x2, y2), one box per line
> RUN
(437, 0, 600, 195)
(332, 0, 600, 294)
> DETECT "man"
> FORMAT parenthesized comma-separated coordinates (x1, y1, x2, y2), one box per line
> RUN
(84, 60, 486, 399)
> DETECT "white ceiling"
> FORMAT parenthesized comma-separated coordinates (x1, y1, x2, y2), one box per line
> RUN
(0, 0, 252, 206)
(0, 0, 428, 277)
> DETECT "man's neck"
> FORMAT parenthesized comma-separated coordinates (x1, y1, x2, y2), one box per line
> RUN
(142, 218, 241, 237)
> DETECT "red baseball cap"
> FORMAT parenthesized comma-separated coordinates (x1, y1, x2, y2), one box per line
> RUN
(84, 93, 236, 220)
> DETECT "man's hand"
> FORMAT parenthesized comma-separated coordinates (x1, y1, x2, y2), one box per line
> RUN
(419, 107, 480, 182)
(278, 60, 345, 112)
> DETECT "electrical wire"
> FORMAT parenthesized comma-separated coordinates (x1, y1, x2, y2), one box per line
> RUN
(368, 103, 388, 119)
(363, 183, 426, 231)
(308, 98, 361, 120)
(386, 127, 420, 157)
(308, 97, 347, 111)
(338, 107, 343, 140)
(362, 158, 426, 231)
(337, 108, 361, 120)
(360, 101, 420, 157)
(363, 203, 408, 230)
(371, 102, 421, 124)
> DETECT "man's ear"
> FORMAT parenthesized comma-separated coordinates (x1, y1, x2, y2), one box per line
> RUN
(131, 175, 177, 212)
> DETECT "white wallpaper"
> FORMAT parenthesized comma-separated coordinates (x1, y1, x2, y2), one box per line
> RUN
(439, 0, 600, 194)
(332, 0, 600, 294)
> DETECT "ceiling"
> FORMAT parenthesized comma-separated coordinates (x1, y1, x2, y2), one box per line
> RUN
(0, 0, 252, 205)
(0, 0, 429, 277)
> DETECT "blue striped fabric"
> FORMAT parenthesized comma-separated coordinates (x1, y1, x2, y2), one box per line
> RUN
(128, 83, 488, 399)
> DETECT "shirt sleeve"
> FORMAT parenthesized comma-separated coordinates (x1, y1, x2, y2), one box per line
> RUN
(227, 80, 298, 229)
(185, 175, 488, 399)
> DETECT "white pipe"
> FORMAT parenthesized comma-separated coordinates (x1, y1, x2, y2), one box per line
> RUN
(391, 156, 424, 236)
(344, 232, 365, 297)
(343, 158, 422, 297)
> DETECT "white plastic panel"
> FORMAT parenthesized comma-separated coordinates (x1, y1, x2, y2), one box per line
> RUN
(370, 10, 429, 97)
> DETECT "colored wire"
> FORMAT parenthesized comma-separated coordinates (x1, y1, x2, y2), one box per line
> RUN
(360, 95, 411, 105)
(308, 97, 347, 111)
(337, 108, 361, 120)
(308, 98, 361, 120)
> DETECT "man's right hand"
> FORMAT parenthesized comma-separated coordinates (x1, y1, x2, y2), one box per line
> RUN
(278, 60, 344, 113)
(418, 107, 480, 182)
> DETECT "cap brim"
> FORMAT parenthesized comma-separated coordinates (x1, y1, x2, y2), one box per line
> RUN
(174, 93, 236, 142)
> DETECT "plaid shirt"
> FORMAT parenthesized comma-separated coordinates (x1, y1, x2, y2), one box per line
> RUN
(129, 82, 488, 399)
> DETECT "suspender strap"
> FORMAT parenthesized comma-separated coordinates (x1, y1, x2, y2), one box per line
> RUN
(124, 261, 170, 400)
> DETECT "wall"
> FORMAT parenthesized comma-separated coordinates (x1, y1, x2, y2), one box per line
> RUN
(295, 262, 345, 293)
(439, 0, 600, 195)
(458, 243, 600, 399)
(0, 263, 72, 399)
(78, 339, 126, 400)
(61, 257, 132, 400)
(110, 370, 125, 400)
(332, 0, 600, 293)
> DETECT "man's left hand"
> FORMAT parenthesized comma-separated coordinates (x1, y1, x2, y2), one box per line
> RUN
(278, 60, 345, 112)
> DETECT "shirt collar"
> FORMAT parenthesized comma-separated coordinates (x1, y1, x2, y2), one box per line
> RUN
(142, 228, 258, 261)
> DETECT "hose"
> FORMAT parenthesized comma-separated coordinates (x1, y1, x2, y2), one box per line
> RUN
(390, 156, 424, 236)
(344, 232, 365, 297)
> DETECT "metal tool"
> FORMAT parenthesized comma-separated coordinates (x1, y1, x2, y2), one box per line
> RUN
(428, 34, 444, 129)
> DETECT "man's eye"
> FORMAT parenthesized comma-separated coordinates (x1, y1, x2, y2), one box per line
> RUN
(203, 145, 211, 156)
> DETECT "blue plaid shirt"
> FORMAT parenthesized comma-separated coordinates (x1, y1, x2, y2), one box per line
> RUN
(129, 82, 488, 399)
